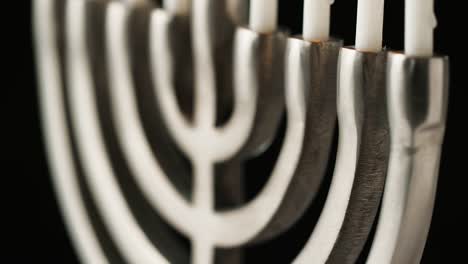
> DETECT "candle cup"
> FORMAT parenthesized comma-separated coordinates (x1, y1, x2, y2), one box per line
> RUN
(295, 47, 390, 263)
(367, 52, 449, 264)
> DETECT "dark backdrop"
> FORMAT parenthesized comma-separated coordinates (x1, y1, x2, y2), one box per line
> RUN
(5, 0, 466, 263)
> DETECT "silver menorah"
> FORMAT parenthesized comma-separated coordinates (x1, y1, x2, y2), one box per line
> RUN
(34, 0, 449, 263)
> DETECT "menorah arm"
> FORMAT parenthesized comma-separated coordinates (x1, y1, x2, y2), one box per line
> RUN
(107, 0, 199, 233)
(210, 44, 308, 246)
(367, 52, 449, 264)
(108, 11, 306, 246)
(211, 29, 258, 162)
(66, 2, 170, 262)
(150, 9, 196, 157)
(248, 37, 342, 243)
(35, 0, 108, 262)
(207, 36, 342, 247)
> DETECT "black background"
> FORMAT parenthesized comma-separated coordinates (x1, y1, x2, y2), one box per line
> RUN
(4, 0, 467, 263)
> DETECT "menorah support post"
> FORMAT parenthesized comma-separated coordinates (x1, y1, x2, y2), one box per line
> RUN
(367, 52, 449, 264)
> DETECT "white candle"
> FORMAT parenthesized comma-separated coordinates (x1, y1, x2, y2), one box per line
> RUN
(405, 0, 435, 56)
(303, 0, 333, 41)
(249, 0, 278, 33)
(355, 0, 385, 52)
(163, 0, 190, 15)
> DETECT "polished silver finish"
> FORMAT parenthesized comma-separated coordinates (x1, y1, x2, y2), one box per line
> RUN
(296, 47, 389, 263)
(367, 52, 449, 264)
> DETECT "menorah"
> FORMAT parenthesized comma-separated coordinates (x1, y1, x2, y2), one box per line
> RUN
(34, 0, 449, 263)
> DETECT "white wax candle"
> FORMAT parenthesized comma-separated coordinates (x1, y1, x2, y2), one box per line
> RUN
(405, 0, 435, 56)
(355, 0, 385, 52)
(303, 0, 332, 41)
(249, 0, 278, 33)
(163, 0, 190, 15)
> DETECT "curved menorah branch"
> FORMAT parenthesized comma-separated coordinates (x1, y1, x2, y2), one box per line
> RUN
(367, 52, 449, 264)
(36, 0, 449, 263)
(66, 1, 168, 262)
(34, 1, 108, 263)
(150, 9, 196, 157)
(152, 11, 257, 162)
(108, 2, 194, 235)
(251, 36, 342, 243)
(117, 5, 341, 251)
(126, 1, 193, 200)
(211, 31, 261, 161)
(295, 47, 390, 264)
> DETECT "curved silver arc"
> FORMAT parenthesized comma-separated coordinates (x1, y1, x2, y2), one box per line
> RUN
(367, 52, 449, 264)
(295, 47, 389, 263)
(251, 37, 342, 243)
(294, 49, 364, 264)
(149, 20, 310, 246)
(34, 0, 108, 263)
(66, 1, 168, 263)
(114, 7, 310, 247)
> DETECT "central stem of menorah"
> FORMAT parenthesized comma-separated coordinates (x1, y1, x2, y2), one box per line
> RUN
(154, 1, 257, 262)
(191, 0, 217, 215)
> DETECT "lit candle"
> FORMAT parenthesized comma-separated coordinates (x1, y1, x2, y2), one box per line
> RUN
(249, 0, 278, 33)
(163, 0, 190, 15)
(405, 0, 435, 56)
(303, 0, 333, 42)
(355, 0, 385, 52)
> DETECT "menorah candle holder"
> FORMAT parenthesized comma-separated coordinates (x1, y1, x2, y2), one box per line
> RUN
(367, 52, 449, 264)
(34, 0, 449, 263)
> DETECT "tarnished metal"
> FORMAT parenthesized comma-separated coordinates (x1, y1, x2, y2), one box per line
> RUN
(296, 47, 390, 264)
(216, 27, 287, 212)
(367, 52, 449, 264)
(251, 36, 342, 243)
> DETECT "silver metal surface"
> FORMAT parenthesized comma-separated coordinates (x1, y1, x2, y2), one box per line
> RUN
(296, 47, 389, 263)
(252, 36, 342, 243)
(216, 27, 287, 212)
(35, 0, 450, 262)
(367, 52, 449, 264)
